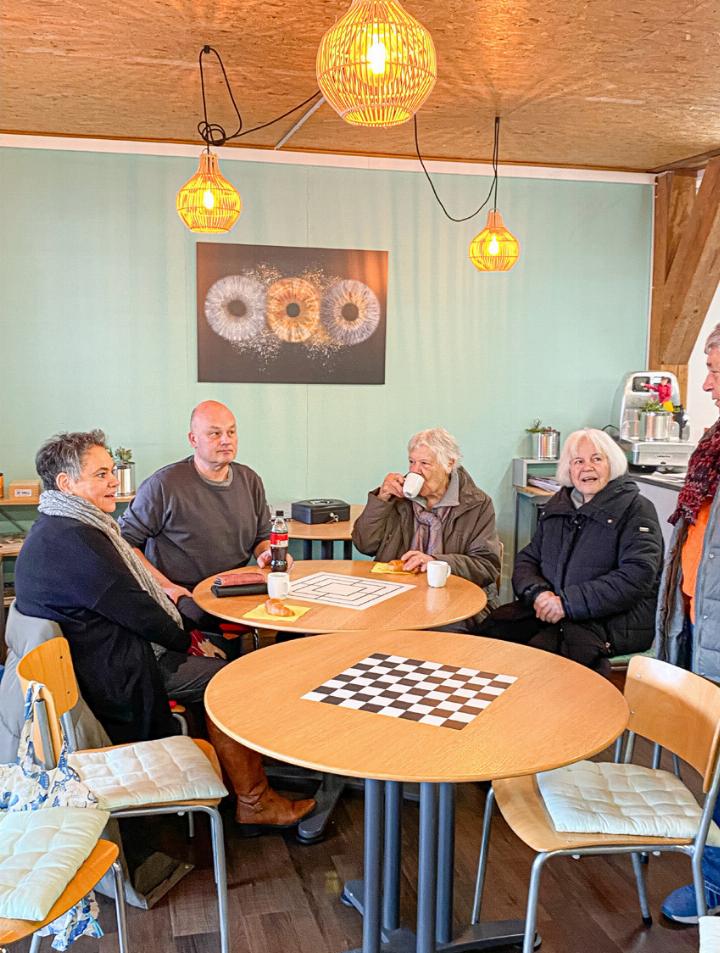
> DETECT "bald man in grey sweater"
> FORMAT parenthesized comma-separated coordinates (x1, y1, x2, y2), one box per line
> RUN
(119, 401, 290, 649)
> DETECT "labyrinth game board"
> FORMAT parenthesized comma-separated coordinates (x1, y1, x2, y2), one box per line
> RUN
(302, 653, 518, 729)
(290, 572, 413, 610)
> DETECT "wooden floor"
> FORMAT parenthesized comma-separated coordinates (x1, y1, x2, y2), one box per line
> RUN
(14, 744, 707, 953)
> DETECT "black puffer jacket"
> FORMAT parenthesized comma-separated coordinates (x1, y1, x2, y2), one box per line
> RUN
(512, 476, 663, 655)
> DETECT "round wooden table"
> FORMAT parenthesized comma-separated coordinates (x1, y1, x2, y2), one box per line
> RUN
(206, 630, 628, 953)
(193, 560, 487, 634)
(289, 504, 364, 560)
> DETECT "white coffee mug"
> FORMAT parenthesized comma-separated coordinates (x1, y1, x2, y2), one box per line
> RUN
(427, 560, 452, 588)
(403, 471, 424, 499)
(267, 572, 291, 599)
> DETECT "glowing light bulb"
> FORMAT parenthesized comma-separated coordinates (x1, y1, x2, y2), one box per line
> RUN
(488, 234, 500, 255)
(367, 36, 388, 74)
(202, 190, 215, 210)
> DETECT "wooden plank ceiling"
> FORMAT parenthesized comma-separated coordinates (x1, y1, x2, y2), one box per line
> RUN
(3, 0, 720, 172)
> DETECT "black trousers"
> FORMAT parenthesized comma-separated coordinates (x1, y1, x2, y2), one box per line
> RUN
(476, 601, 612, 676)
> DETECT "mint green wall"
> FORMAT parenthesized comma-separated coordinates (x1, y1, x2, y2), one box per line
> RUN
(0, 147, 652, 550)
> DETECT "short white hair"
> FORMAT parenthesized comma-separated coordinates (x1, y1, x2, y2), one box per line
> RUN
(555, 428, 628, 487)
(407, 428, 462, 472)
(705, 323, 720, 354)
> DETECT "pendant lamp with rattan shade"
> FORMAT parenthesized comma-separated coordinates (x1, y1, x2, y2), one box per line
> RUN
(317, 0, 437, 128)
(176, 150, 242, 234)
(468, 117, 520, 272)
(176, 48, 243, 234)
(469, 210, 520, 272)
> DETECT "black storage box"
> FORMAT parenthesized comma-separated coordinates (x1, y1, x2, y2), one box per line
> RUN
(291, 498, 351, 525)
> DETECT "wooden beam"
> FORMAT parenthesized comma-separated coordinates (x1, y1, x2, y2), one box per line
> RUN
(652, 146, 720, 175)
(648, 171, 695, 369)
(648, 173, 670, 370)
(666, 172, 697, 272)
(661, 158, 720, 363)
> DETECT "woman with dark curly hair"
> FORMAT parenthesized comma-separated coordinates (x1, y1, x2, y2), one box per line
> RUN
(13, 429, 314, 831)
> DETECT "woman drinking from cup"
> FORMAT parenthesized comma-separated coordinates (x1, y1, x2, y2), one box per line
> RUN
(352, 428, 502, 629)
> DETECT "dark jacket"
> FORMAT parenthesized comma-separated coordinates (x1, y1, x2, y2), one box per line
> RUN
(512, 476, 663, 655)
(14, 514, 190, 744)
(352, 467, 502, 622)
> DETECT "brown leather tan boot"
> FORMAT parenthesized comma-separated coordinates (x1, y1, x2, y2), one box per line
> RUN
(206, 717, 315, 829)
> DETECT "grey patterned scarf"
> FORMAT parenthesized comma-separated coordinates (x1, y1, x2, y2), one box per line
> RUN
(38, 491, 182, 653)
(410, 502, 452, 555)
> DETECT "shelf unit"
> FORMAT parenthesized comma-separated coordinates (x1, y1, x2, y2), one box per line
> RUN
(511, 457, 560, 488)
(0, 494, 134, 533)
(511, 458, 559, 562)
(0, 540, 21, 613)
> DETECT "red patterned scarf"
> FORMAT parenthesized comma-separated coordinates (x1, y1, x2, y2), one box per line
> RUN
(670, 418, 720, 525)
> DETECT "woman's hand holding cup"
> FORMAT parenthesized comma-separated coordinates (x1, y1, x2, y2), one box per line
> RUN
(378, 472, 406, 501)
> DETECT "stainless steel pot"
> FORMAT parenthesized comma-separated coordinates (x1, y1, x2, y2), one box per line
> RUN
(116, 463, 135, 495)
(531, 429, 560, 460)
(640, 411, 671, 441)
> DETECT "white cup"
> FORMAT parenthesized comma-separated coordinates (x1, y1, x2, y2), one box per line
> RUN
(427, 560, 452, 588)
(267, 572, 290, 599)
(403, 472, 424, 499)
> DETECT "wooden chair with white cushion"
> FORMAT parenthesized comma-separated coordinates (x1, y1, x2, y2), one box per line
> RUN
(16, 637, 229, 953)
(0, 810, 127, 953)
(471, 656, 720, 953)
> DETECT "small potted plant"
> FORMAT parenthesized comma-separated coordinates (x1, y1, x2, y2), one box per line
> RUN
(526, 420, 560, 460)
(113, 447, 135, 496)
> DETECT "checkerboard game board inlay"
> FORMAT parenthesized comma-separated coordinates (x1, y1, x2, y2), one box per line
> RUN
(302, 652, 518, 730)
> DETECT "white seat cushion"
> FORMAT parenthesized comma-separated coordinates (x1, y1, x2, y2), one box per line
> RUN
(700, 915, 720, 952)
(0, 806, 109, 921)
(536, 760, 720, 845)
(69, 735, 227, 810)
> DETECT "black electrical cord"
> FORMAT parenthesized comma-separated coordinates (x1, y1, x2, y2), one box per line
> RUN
(491, 115, 500, 212)
(236, 91, 323, 138)
(197, 43, 507, 222)
(413, 113, 502, 222)
(197, 45, 322, 148)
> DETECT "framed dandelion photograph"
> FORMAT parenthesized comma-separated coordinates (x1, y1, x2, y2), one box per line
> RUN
(196, 243, 388, 384)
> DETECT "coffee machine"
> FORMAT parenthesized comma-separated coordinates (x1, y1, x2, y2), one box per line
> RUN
(613, 371, 693, 470)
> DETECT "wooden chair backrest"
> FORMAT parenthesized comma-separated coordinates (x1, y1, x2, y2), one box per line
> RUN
(16, 636, 78, 764)
(625, 655, 720, 791)
(496, 540, 504, 590)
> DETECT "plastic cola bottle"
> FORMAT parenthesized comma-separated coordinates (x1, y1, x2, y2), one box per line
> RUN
(270, 510, 289, 572)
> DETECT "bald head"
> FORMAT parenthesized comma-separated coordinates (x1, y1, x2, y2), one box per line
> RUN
(188, 401, 238, 479)
(190, 400, 234, 433)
